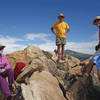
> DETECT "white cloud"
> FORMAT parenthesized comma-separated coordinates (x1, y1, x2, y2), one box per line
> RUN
(25, 33, 50, 42)
(0, 34, 97, 54)
(0, 35, 23, 44)
(66, 41, 97, 54)
(0, 35, 26, 54)
(4, 44, 26, 54)
(35, 41, 97, 54)
(91, 31, 98, 40)
(38, 42, 56, 51)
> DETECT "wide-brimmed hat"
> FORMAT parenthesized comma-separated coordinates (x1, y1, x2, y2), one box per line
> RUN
(58, 13, 65, 19)
(93, 16, 100, 25)
(0, 44, 5, 50)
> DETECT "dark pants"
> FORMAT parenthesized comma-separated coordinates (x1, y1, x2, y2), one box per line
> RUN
(0, 69, 14, 99)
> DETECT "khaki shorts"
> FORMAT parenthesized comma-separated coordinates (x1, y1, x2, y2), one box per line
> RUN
(56, 37, 66, 46)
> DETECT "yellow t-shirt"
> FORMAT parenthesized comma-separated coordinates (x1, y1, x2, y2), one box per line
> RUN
(52, 21, 69, 38)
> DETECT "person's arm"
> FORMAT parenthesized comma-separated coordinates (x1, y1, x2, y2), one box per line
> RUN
(4, 55, 11, 70)
(51, 23, 57, 35)
(51, 27, 56, 35)
(66, 28, 70, 34)
(65, 23, 70, 35)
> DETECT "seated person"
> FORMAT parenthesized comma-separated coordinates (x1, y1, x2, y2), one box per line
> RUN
(0, 45, 15, 100)
(85, 44, 100, 81)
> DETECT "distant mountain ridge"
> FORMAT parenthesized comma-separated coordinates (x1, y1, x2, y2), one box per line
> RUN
(65, 50, 92, 61)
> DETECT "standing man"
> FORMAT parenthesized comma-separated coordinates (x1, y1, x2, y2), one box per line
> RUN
(51, 13, 70, 60)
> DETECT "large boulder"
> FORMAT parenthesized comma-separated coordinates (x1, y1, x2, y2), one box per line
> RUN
(66, 75, 100, 100)
(65, 55, 80, 68)
(6, 46, 47, 69)
(4, 46, 93, 100)
(24, 46, 45, 59)
(66, 76, 91, 100)
(6, 50, 31, 69)
(6, 46, 82, 77)
(21, 71, 66, 100)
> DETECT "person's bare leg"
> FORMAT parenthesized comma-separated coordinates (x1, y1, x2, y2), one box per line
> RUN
(61, 44, 65, 59)
(57, 45, 60, 59)
(85, 60, 94, 74)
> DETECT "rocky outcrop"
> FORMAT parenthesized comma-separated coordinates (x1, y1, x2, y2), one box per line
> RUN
(0, 46, 99, 100)
(66, 76, 92, 100)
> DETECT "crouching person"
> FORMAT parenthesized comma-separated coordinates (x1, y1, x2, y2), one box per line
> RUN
(85, 44, 100, 81)
(0, 45, 14, 100)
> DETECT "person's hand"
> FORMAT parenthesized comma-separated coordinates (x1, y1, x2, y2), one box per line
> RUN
(55, 32, 58, 36)
(64, 32, 68, 36)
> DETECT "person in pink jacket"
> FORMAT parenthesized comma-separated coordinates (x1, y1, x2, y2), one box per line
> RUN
(0, 45, 14, 100)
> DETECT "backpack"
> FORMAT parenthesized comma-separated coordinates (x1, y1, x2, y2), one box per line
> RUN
(95, 44, 100, 51)
(14, 62, 26, 80)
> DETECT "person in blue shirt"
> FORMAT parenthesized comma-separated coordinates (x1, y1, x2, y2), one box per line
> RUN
(85, 16, 100, 81)
(85, 44, 100, 81)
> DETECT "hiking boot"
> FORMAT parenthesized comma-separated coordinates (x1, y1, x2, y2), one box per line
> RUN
(9, 84, 17, 96)
(61, 56, 65, 60)
(57, 56, 60, 62)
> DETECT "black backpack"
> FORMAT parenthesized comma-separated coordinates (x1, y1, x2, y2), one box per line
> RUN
(95, 44, 100, 51)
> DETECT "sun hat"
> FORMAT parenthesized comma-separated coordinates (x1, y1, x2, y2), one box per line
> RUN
(93, 16, 100, 25)
(58, 13, 65, 19)
(0, 44, 5, 50)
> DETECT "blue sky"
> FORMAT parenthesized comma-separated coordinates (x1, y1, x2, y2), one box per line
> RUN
(0, 0, 100, 54)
